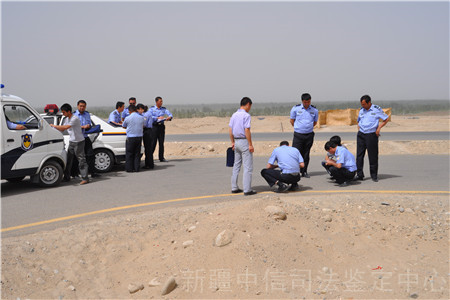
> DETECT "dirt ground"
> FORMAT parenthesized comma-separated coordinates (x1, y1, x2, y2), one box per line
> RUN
(166, 114, 449, 134)
(1, 114, 449, 299)
(1, 193, 448, 299)
(163, 115, 449, 158)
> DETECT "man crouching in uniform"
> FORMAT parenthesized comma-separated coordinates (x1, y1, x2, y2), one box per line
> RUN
(261, 141, 304, 193)
(324, 141, 357, 187)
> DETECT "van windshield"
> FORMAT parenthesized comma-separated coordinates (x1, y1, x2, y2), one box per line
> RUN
(4, 105, 40, 130)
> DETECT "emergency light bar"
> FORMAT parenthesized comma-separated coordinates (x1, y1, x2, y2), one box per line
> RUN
(44, 104, 59, 114)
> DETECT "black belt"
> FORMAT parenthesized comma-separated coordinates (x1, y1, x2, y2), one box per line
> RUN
(234, 137, 246, 139)
(282, 172, 299, 176)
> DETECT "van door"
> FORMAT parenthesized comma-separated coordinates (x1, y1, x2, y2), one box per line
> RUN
(2, 103, 48, 173)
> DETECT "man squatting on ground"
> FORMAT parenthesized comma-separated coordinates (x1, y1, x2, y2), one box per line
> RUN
(356, 95, 389, 182)
(122, 104, 145, 173)
(229, 97, 257, 196)
(322, 135, 345, 177)
(324, 140, 357, 187)
(261, 141, 304, 193)
(290, 93, 319, 178)
(50, 103, 89, 185)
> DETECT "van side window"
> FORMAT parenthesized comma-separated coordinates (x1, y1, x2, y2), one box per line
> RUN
(43, 116, 55, 125)
(4, 105, 39, 130)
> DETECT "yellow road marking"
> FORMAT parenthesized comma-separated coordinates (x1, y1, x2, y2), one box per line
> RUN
(2, 190, 448, 232)
(301, 190, 450, 194)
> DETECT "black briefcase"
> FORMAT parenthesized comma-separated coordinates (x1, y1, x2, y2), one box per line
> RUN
(226, 147, 234, 167)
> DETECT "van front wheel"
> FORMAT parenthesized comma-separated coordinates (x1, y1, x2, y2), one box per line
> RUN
(38, 161, 63, 187)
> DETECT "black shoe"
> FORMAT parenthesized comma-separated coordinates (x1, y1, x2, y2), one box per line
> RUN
(62, 177, 71, 182)
(160, 159, 168, 162)
(288, 183, 299, 191)
(231, 189, 243, 193)
(355, 175, 364, 181)
(91, 173, 101, 178)
(244, 190, 257, 196)
(372, 177, 378, 182)
(143, 165, 154, 169)
(302, 172, 310, 178)
(339, 182, 349, 187)
(275, 183, 289, 193)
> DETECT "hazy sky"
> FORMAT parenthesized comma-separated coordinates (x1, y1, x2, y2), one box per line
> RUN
(2, 1, 449, 107)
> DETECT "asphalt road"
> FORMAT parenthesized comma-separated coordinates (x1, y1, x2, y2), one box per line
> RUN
(166, 131, 450, 142)
(2, 154, 449, 236)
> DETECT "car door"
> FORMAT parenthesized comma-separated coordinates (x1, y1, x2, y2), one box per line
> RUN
(2, 103, 48, 171)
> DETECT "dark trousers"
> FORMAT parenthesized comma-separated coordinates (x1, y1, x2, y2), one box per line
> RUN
(260, 169, 301, 187)
(356, 131, 379, 179)
(125, 137, 142, 172)
(322, 161, 332, 175)
(292, 132, 314, 173)
(70, 137, 96, 176)
(143, 128, 154, 168)
(65, 140, 89, 181)
(151, 123, 165, 161)
(84, 137, 96, 174)
(329, 166, 355, 184)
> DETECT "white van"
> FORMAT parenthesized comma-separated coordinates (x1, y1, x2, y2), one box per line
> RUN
(1, 92, 67, 187)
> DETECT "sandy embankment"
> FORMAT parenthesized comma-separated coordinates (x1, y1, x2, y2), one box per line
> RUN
(162, 115, 449, 158)
(1, 193, 448, 299)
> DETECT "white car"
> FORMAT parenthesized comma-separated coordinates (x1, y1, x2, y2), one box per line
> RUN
(41, 112, 132, 173)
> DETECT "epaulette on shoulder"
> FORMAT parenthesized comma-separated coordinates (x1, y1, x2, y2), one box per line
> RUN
(161, 106, 166, 109)
(373, 105, 380, 109)
(360, 107, 364, 110)
(311, 105, 316, 109)
(295, 104, 301, 107)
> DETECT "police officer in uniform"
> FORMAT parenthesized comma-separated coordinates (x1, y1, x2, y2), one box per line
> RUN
(324, 141, 357, 187)
(229, 97, 256, 196)
(121, 97, 137, 122)
(108, 101, 125, 126)
(150, 96, 173, 162)
(122, 104, 145, 172)
(289, 93, 318, 178)
(74, 100, 100, 178)
(356, 95, 389, 182)
(142, 104, 155, 169)
(261, 141, 304, 193)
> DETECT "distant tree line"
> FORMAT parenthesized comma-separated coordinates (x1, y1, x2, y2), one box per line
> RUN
(38, 100, 449, 120)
